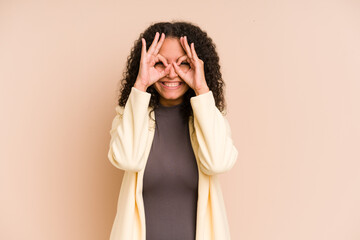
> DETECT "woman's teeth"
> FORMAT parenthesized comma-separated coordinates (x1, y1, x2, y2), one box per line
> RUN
(163, 82, 181, 87)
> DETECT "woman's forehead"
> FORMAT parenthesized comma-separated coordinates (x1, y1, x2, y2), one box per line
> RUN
(158, 38, 186, 60)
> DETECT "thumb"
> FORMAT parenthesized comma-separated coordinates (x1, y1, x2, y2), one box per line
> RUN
(159, 64, 171, 78)
(172, 62, 186, 80)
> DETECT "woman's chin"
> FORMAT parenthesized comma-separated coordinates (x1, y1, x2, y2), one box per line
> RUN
(160, 93, 183, 101)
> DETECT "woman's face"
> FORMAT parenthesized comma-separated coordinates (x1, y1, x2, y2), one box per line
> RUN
(153, 37, 191, 107)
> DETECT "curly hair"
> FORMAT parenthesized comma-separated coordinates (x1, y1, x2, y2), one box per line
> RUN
(117, 20, 227, 124)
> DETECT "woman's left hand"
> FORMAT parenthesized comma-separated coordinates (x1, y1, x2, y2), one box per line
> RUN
(172, 36, 210, 95)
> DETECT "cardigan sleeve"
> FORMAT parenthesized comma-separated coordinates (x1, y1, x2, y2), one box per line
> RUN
(190, 90, 238, 175)
(107, 87, 151, 172)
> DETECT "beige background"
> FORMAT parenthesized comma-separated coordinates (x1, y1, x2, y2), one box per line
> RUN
(1, 0, 360, 239)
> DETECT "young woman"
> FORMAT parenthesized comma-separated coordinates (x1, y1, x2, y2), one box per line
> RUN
(107, 21, 238, 240)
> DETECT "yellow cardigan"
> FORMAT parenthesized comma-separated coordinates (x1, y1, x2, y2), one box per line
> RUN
(107, 86, 238, 240)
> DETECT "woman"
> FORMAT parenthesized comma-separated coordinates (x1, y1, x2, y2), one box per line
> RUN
(107, 21, 238, 240)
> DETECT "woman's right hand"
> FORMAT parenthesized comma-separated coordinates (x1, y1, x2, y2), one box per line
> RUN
(134, 32, 172, 91)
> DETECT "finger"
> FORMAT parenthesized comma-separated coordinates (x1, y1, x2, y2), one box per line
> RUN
(160, 64, 172, 77)
(177, 53, 193, 68)
(153, 33, 165, 56)
(148, 32, 160, 55)
(176, 54, 188, 65)
(155, 64, 171, 83)
(172, 62, 186, 80)
(156, 54, 169, 67)
(180, 36, 184, 49)
(190, 42, 199, 61)
(152, 54, 160, 66)
(180, 37, 187, 56)
(141, 38, 146, 61)
(180, 37, 192, 60)
(183, 36, 193, 59)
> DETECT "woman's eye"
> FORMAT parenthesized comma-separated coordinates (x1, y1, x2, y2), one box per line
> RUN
(181, 62, 190, 65)
(154, 62, 163, 66)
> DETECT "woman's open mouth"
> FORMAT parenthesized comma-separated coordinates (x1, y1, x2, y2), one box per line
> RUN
(161, 82, 183, 89)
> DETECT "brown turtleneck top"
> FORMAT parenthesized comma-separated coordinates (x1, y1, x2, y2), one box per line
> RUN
(142, 103, 199, 240)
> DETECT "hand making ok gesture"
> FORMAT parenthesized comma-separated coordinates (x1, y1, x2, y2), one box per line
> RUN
(134, 32, 172, 91)
(172, 36, 210, 95)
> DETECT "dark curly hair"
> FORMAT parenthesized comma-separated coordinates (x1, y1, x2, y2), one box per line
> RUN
(117, 20, 227, 125)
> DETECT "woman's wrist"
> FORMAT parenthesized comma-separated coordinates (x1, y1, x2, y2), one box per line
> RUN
(134, 80, 148, 92)
(194, 86, 210, 96)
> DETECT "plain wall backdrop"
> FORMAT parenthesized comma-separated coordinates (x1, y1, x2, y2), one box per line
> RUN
(1, 0, 360, 239)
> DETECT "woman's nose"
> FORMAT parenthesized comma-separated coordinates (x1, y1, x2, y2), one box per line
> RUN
(167, 62, 178, 78)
